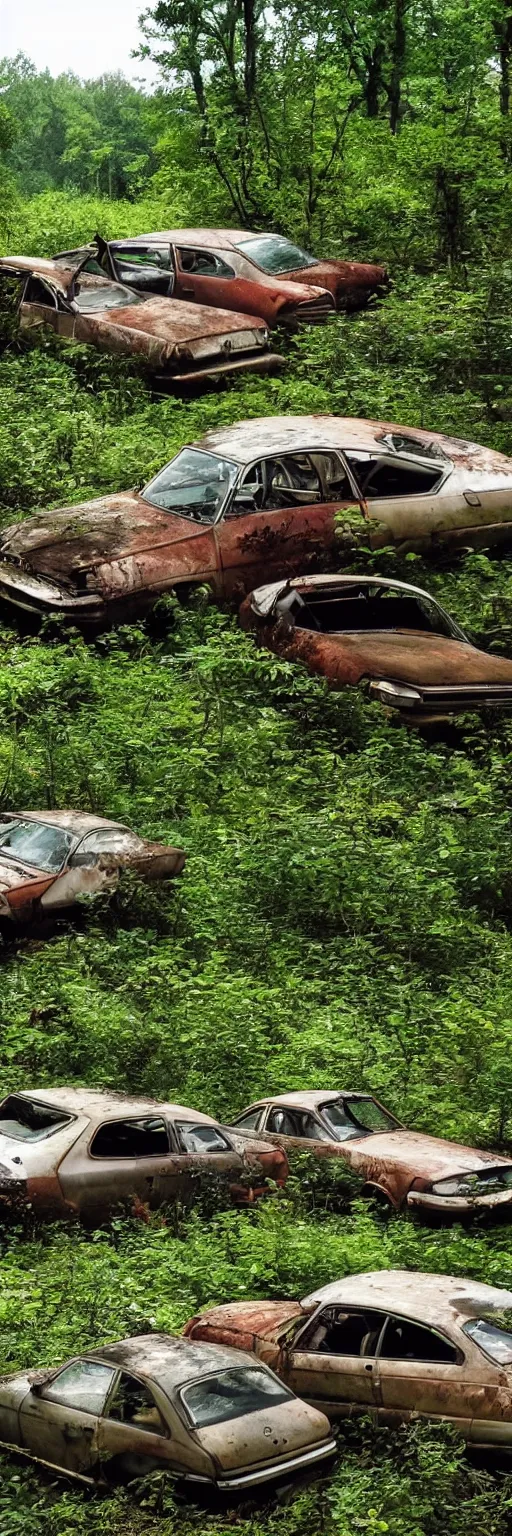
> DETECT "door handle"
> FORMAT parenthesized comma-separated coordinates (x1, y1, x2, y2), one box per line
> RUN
(464, 491, 481, 507)
(182, 286, 194, 298)
(364, 1363, 373, 1372)
(63, 1423, 93, 1441)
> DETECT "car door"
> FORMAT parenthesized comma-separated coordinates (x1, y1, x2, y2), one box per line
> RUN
(261, 1105, 338, 1155)
(168, 1119, 244, 1201)
(344, 449, 508, 552)
(19, 1358, 115, 1475)
(20, 275, 75, 340)
(97, 1370, 181, 1478)
(216, 449, 365, 599)
(110, 244, 175, 297)
(375, 1313, 474, 1434)
(57, 1116, 182, 1217)
(173, 245, 245, 312)
(283, 1305, 387, 1416)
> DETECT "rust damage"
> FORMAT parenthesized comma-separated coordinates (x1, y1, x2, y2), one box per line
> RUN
(0, 810, 185, 926)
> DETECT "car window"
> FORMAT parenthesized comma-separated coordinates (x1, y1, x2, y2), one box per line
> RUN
(0, 1093, 73, 1141)
(178, 247, 235, 278)
(143, 448, 238, 524)
(297, 1306, 388, 1356)
(237, 235, 318, 273)
(115, 247, 172, 270)
(174, 1122, 231, 1154)
(90, 1117, 170, 1159)
(73, 282, 146, 313)
(291, 586, 454, 639)
(41, 1359, 115, 1413)
(231, 1108, 264, 1130)
(380, 1316, 459, 1363)
(345, 452, 444, 499)
(0, 817, 74, 872)
(181, 1366, 292, 1427)
(232, 452, 353, 516)
(266, 1107, 332, 1140)
(463, 1317, 512, 1365)
(24, 276, 59, 308)
(316, 1095, 401, 1142)
(105, 1371, 167, 1434)
(71, 828, 146, 865)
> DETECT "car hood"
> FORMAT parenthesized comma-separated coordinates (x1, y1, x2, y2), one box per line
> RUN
(0, 495, 207, 585)
(305, 258, 388, 287)
(193, 1398, 330, 1473)
(89, 295, 266, 344)
(352, 1129, 512, 1181)
(0, 858, 46, 891)
(321, 631, 512, 686)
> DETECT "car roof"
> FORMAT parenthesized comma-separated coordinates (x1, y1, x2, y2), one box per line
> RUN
(85, 1332, 257, 1387)
(248, 1091, 370, 1110)
(0, 255, 79, 292)
(112, 230, 257, 250)
(189, 415, 511, 471)
(302, 1269, 512, 1322)
(4, 811, 129, 836)
(17, 1087, 221, 1125)
(248, 574, 449, 608)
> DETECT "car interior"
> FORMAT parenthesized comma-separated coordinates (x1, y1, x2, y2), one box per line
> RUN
(345, 452, 445, 498)
(89, 1116, 170, 1158)
(233, 451, 353, 512)
(275, 585, 451, 636)
(296, 1306, 459, 1363)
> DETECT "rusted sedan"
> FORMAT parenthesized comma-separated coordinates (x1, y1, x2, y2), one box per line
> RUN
(0, 256, 282, 383)
(230, 1090, 512, 1217)
(185, 1271, 512, 1447)
(0, 810, 185, 927)
(0, 1332, 335, 1490)
(239, 574, 512, 718)
(55, 230, 388, 324)
(2, 416, 512, 630)
(0, 1087, 288, 1220)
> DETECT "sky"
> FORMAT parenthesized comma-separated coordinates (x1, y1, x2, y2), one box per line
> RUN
(0, 0, 159, 84)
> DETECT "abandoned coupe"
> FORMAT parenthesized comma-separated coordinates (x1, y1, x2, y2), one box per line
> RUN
(0, 811, 185, 927)
(0, 256, 281, 384)
(55, 229, 388, 324)
(230, 1091, 512, 1216)
(0, 1332, 335, 1490)
(185, 1270, 512, 1447)
(0, 1087, 288, 1220)
(2, 416, 512, 630)
(239, 574, 512, 718)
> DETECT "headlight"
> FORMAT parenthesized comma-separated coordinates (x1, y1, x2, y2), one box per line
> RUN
(370, 680, 422, 708)
(432, 1169, 512, 1197)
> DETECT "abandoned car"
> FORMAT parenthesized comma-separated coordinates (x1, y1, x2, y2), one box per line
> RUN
(185, 1270, 512, 1446)
(0, 256, 282, 384)
(54, 230, 388, 324)
(0, 1332, 336, 1489)
(0, 811, 185, 926)
(230, 1090, 512, 1216)
(2, 416, 512, 629)
(0, 1087, 288, 1219)
(239, 574, 512, 718)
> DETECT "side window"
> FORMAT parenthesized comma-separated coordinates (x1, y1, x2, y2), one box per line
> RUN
(297, 1307, 387, 1357)
(41, 1359, 115, 1412)
(116, 247, 172, 271)
(175, 1122, 231, 1154)
(234, 453, 353, 515)
(345, 453, 443, 500)
(380, 1316, 459, 1364)
(90, 1117, 170, 1159)
(178, 247, 235, 278)
(267, 1108, 299, 1135)
(24, 277, 58, 308)
(294, 1112, 333, 1141)
(231, 1109, 264, 1131)
(105, 1372, 167, 1435)
(70, 829, 142, 866)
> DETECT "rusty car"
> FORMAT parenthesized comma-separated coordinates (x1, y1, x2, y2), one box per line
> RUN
(0, 1086, 288, 1220)
(239, 574, 512, 718)
(0, 811, 185, 927)
(230, 1090, 512, 1216)
(54, 230, 388, 324)
(2, 416, 512, 631)
(0, 256, 282, 384)
(185, 1270, 512, 1447)
(0, 1332, 335, 1490)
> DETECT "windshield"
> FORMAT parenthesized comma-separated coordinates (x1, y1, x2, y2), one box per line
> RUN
(0, 1093, 72, 1142)
(238, 235, 318, 274)
(0, 817, 74, 872)
(181, 1367, 292, 1428)
(73, 283, 146, 313)
(463, 1317, 512, 1366)
(321, 1096, 401, 1141)
(142, 449, 238, 523)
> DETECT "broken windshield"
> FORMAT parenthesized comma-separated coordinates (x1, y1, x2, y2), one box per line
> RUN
(181, 1367, 292, 1427)
(238, 235, 318, 274)
(73, 284, 146, 313)
(0, 818, 74, 872)
(0, 1093, 72, 1141)
(321, 1097, 401, 1141)
(142, 449, 238, 523)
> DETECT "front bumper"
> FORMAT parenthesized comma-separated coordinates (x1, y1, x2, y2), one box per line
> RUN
(407, 1187, 512, 1214)
(163, 352, 285, 384)
(214, 1437, 337, 1489)
(370, 679, 512, 715)
(0, 558, 104, 624)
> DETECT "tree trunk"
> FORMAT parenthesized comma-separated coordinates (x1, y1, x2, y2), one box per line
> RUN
(389, 0, 406, 132)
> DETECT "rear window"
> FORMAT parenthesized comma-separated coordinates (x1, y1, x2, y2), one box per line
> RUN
(378, 432, 449, 463)
(181, 1366, 292, 1427)
(0, 1093, 73, 1141)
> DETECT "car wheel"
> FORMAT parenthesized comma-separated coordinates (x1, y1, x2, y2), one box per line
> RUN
(361, 1184, 394, 1215)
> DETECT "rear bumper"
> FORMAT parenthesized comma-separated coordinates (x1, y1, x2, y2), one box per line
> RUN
(162, 352, 285, 383)
(370, 679, 512, 714)
(214, 1437, 337, 1489)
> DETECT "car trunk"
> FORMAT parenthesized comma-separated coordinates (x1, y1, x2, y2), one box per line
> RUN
(192, 1398, 330, 1477)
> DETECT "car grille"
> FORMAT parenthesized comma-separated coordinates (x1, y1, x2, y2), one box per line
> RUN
(421, 683, 512, 709)
(297, 294, 336, 322)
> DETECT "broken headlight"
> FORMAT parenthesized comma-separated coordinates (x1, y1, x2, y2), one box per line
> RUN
(370, 681, 422, 708)
(431, 1169, 512, 1198)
